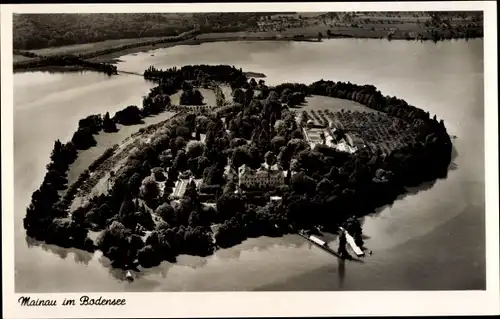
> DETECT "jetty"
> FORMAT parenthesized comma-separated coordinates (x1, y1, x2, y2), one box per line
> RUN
(297, 229, 365, 262)
(297, 231, 342, 259)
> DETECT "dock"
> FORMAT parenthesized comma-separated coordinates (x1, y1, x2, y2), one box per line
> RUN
(297, 231, 342, 259)
(297, 230, 365, 262)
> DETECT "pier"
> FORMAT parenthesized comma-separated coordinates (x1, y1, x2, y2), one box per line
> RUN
(297, 229, 365, 262)
(297, 231, 343, 259)
(117, 70, 144, 76)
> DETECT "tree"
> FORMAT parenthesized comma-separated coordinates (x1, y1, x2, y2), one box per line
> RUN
(264, 151, 276, 168)
(71, 127, 97, 150)
(271, 136, 286, 153)
(137, 244, 161, 268)
(244, 88, 254, 106)
(155, 202, 175, 222)
(188, 210, 202, 227)
(140, 176, 160, 201)
(186, 140, 206, 159)
(203, 165, 224, 186)
(183, 180, 199, 203)
(103, 112, 117, 133)
(291, 171, 316, 194)
(113, 105, 142, 125)
(175, 126, 191, 139)
(230, 137, 247, 149)
(195, 115, 210, 133)
(232, 88, 245, 104)
(152, 167, 166, 182)
(182, 81, 193, 91)
(192, 89, 204, 105)
(231, 146, 250, 169)
(180, 89, 204, 105)
(119, 198, 136, 218)
(216, 193, 245, 221)
(249, 78, 257, 88)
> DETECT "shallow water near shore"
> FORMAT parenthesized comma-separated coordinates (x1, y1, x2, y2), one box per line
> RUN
(14, 39, 485, 292)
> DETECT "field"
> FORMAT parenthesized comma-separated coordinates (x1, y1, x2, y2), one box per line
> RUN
(301, 95, 379, 113)
(27, 37, 166, 57)
(219, 85, 233, 102)
(13, 54, 37, 63)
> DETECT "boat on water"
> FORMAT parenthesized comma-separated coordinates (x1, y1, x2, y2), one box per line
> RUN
(339, 227, 365, 257)
(125, 271, 134, 281)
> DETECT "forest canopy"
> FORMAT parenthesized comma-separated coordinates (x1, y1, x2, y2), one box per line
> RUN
(13, 13, 271, 50)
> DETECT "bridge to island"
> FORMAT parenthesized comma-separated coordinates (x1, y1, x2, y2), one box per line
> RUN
(116, 70, 144, 76)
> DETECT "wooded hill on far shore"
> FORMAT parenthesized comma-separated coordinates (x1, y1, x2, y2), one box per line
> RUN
(14, 11, 483, 51)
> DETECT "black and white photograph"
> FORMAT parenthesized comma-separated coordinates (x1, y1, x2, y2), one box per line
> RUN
(1, 2, 498, 318)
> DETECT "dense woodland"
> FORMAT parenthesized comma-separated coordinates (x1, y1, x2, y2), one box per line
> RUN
(24, 65, 452, 270)
(13, 13, 270, 50)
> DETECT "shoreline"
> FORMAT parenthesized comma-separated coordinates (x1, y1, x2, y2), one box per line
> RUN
(13, 32, 483, 73)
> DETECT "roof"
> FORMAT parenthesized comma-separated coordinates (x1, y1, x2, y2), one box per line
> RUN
(239, 164, 285, 180)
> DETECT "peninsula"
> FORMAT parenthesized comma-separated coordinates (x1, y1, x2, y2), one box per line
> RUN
(23, 64, 452, 270)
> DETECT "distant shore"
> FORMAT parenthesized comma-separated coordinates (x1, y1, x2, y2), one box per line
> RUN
(13, 27, 483, 73)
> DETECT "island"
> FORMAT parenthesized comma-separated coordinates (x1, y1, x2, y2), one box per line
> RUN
(23, 64, 452, 270)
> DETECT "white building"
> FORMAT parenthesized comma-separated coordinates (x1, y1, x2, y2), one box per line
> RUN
(172, 177, 203, 198)
(238, 164, 285, 190)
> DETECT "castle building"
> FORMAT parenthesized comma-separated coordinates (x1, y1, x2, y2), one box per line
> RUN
(238, 164, 285, 190)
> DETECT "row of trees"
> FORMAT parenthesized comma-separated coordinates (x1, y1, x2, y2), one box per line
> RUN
(13, 54, 118, 75)
(23, 138, 94, 250)
(144, 65, 248, 90)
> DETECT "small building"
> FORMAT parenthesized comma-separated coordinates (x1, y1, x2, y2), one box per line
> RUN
(172, 177, 203, 199)
(303, 127, 335, 150)
(270, 196, 283, 204)
(345, 133, 365, 149)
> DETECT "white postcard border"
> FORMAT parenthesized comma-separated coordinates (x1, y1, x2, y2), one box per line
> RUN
(2, 2, 498, 318)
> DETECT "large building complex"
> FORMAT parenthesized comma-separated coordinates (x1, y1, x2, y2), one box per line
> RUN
(238, 164, 285, 190)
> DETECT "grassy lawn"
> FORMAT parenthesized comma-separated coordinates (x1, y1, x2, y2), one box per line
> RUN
(13, 54, 37, 63)
(300, 95, 380, 113)
(219, 85, 233, 103)
(27, 37, 165, 57)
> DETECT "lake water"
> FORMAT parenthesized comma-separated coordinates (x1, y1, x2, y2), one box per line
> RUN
(14, 39, 485, 292)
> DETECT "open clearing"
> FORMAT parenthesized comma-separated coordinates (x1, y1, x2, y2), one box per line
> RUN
(27, 37, 166, 57)
(13, 55, 38, 63)
(219, 85, 233, 102)
(300, 95, 380, 113)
